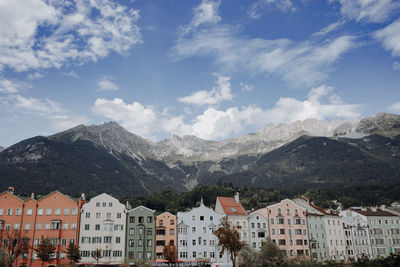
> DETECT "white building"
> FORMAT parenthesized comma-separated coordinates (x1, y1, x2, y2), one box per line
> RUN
(215, 193, 249, 244)
(323, 211, 347, 262)
(177, 198, 230, 265)
(79, 193, 127, 265)
(248, 208, 269, 250)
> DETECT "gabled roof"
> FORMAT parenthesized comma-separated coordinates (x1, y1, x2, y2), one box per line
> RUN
(0, 190, 26, 202)
(216, 196, 247, 216)
(156, 211, 176, 218)
(37, 190, 79, 202)
(127, 205, 155, 213)
(350, 207, 398, 217)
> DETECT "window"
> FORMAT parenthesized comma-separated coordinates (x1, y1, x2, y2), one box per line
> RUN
(95, 224, 100, 230)
(104, 223, 113, 231)
(103, 250, 111, 257)
(72, 208, 78, 215)
(117, 212, 121, 219)
(138, 239, 143, 247)
(200, 216, 204, 221)
(271, 218, 274, 224)
(170, 219, 174, 225)
(102, 202, 106, 207)
(84, 224, 90, 230)
(139, 216, 144, 223)
(147, 228, 153, 235)
(0, 208, 3, 216)
(71, 223, 77, 229)
(55, 208, 61, 215)
(7, 208, 12, 215)
(64, 208, 70, 215)
(287, 209, 290, 215)
(96, 202, 100, 207)
(61, 238, 67, 246)
(157, 240, 166, 246)
(106, 213, 111, 219)
(278, 208, 282, 214)
(138, 228, 143, 234)
(147, 216, 152, 223)
(192, 216, 195, 221)
(192, 227, 196, 233)
(24, 223, 31, 230)
(210, 216, 213, 221)
(295, 229, 302, 235)
(258, 232, 265, 238)
(296, 239, 303, 245)
(96, 212, 100, 218)
(36, 223, 42, 230)
(138, 251, 143, 259)
(109, 202, 113, 207)
(295, 218, 301, 225)
(129, 228, 135, 235)
(26, 208, 33, 215)
(116, 237, 120, 244)
(37, 208, 43, 215)
(43, 223, 50, 230)
(46, 208, 52, 215)
(279, 239, 286, 245)
(170, 229, 175, 235)
(287, 219, 291, 225)
(129, 251, 134, 259)
(193, 251, 196, 258)
(62, 223, 68, 230)
(129, 239, 135, 247)
(147, 239, 152, 247)
(130, 216, 135, 223)
(103, 236, 112, 243)
(278, 218, 284, 224)
(279, 229, 285, 235)
(113, 250, 122, 257)
(16, 208, 21, 215)
(85, 212, 90, 218)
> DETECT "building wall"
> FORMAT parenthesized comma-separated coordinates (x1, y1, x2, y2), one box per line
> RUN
(267, 199, 310, 258)
(126, 206, 156, 263)
(248, 209, 269, 250)
(79, 193, 126, 265)
(177, 202, 230, 264)
(0, 190, 84, 267)
(155, 212, 177, 261)
(324, 215, 347, 262)
(307, 215, 328, 263)
(368, 214, 400, 257)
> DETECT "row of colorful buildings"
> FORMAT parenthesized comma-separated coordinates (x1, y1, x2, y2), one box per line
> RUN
(1, 187, 400, 266)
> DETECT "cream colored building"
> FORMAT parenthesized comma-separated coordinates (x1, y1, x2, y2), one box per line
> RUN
(79, 193, 127, 265)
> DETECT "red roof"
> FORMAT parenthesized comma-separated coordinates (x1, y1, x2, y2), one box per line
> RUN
(351, 208, 398, 217)
(217, 196, 247, 216)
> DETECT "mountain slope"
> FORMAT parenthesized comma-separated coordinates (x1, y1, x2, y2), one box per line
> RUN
(0, 112, 399, 198)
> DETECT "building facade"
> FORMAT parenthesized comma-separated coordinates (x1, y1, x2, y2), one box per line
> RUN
(215, 193, 249, 244)
(248, 208, 269, 250)
(126, 205, 156, 264)
(292, 197, 328, 263)
(0, 188, 84, 267)
(340, 209, 373, 259)
(155, 212, 177, 261)
(349, 207, 400, 257)
(177, 199, 230, 264)
(266, 199, 310, 258)
(323, 213, 347, 262)
(79, 193, 126, 265)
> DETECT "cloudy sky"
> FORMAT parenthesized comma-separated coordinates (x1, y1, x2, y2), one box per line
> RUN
(1, 0, 400, 146)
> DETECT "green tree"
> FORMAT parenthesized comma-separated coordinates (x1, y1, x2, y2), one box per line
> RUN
(0, 247, 7, 266)
(66, 240, 81, 264)
(35, 236, 56, 267)
(237, 245, 258, 267)
(213, 216, 245, 267)
(258, 237, 286, 266)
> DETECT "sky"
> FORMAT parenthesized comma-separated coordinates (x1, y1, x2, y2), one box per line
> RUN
(0, 0, 400, 147)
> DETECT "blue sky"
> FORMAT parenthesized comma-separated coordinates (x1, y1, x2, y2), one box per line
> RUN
(0, 0, 400, 146)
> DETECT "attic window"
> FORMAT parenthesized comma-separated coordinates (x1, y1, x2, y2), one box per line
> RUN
(230, 207, 237, 213)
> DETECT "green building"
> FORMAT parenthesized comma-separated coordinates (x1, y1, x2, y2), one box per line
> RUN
(125, 205, 156, 264)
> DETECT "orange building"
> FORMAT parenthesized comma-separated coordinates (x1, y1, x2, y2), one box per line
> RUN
(155, 212, 177, 261)
(0, 187, 84, 267)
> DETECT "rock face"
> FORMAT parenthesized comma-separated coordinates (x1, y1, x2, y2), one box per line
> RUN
(0, 112, 399, 198)
(0, 146, 4, 153)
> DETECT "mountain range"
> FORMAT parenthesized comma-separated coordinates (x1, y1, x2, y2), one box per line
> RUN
(1, 112, 399, 199)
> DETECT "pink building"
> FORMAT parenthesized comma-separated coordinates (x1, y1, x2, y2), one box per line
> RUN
(266, 199, 310, 258)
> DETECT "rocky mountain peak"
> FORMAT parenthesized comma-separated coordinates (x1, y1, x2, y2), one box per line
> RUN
(356, 112, 400, 137)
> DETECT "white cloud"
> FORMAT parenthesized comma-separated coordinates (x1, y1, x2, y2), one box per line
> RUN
(374, 19, 400, 57)
(240, 82, 254, 92)
(180, 0, 221, 35)
(171, 23, 356, 87)
(0, 79, 31, 94)
(12, 94, 63, 114)
(63, 71, 79, 78)
(97, 76, 119, 91)
(248, 0, 295, 19)
(178, 76, 233, 106)
(393, 61, 400, 70)
(92, 85, 361, 140)
(0, 0, 141, 74)
(336, 0, 400, 23)
(49, 115, 88, 131)
(388, 101, 400, 112)
(312, 20, 346, 37)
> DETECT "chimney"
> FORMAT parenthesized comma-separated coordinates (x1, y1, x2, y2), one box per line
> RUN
(31, 193, 35, 199)
(81, 193, 86, 201)
(234, 192, 240, 203)
(8, 187, 14, 194)
(380, 205, 386, 211)
(125, 201, 131, 210)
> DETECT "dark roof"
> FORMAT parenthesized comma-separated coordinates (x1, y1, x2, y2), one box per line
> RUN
(351, 208, 398, 217)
